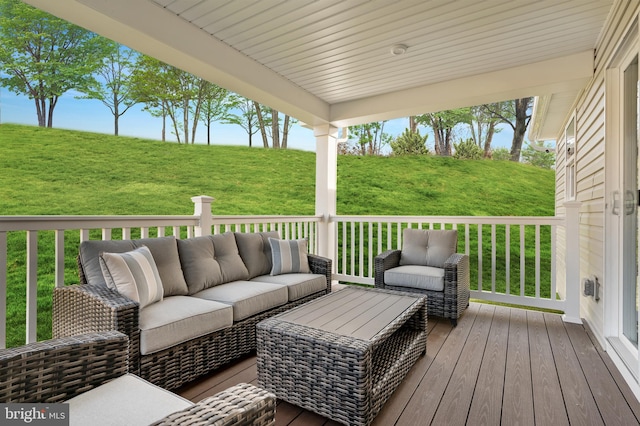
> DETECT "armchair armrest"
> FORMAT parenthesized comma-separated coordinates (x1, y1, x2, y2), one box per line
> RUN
(0, 331, 128, 403)
(444, 253, 471, 323)
(374, 249, 402, 288)
(53, 284, 140, 374)
(153, 383, 276, 426)
(308, 253, 332, 293)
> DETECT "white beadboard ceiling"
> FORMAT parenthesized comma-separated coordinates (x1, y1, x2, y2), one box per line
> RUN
(26, 0, 614, 138)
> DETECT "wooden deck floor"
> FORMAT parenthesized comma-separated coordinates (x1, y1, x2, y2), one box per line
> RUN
(177, 302, 640, 425)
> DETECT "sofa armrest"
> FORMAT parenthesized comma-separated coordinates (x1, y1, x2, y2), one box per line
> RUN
(307, 253, 332, 293)
(444, 253, 471, 318)
(0, 331, 128, 403)
(374, 249, 402, 288)
(152, 383, 276, 426)
(53, 284, 140, 374)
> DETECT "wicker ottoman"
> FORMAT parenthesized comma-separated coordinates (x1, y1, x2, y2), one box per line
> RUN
(257, 286, 427, 426)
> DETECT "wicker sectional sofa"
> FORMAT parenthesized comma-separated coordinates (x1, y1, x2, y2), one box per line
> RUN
(53, 231, 331, 391)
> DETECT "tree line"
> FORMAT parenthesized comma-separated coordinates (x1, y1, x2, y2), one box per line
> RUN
(0, 0, 553, 167)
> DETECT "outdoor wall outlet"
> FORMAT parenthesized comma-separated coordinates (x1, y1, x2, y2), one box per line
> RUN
(582, 275, 601, 301)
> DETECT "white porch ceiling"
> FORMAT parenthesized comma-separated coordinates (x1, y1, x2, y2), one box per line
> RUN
(26, 0, 613, 137)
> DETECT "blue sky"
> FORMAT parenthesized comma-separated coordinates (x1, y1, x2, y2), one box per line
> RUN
(1, 86, 514, 153)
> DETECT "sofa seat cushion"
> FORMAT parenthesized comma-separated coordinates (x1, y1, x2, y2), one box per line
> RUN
(66, 374, 193, 426)
(194, 281, 288, 322)
(252, 273, 326, 301)
(384, 265, 445, 292)
(139, 296, 233, 355)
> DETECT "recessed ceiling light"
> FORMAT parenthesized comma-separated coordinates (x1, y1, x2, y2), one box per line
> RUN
(390, 44, 408, 56)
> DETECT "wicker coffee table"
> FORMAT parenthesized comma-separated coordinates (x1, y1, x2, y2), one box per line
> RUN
(256, 286, 427, 426)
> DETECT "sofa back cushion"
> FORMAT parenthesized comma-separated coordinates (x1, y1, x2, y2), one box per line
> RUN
(177, 232, 250, 294)
(235, 231, 279, 279)
(399, 229, 457, 268)
(79, 236, 188, 296)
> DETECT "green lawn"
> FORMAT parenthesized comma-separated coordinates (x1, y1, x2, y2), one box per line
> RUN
(0, 124, 555, 347)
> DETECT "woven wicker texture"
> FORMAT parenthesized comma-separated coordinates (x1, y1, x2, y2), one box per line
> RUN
(257, 287, 426, 426)
(0, 331, 128, 403)
(374, 249, 470, 325)
(54, 253, 332, 390)
(153, 383, 276, 426)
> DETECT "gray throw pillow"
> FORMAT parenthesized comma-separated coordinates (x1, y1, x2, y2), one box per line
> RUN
(133, 236, 188, 296)
(269, 238, 310, 275)
(99, 246, 164, 309)
(399, 229, 457, 268)
(235, 231, 279, 279)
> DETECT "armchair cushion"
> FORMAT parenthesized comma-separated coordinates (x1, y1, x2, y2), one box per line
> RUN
(99, 246, 164, 309)
(400, 229, 457, 268)
(67, 374, 192, 426)
(384, 265, 445, 291)
(269, 238, 310, 275)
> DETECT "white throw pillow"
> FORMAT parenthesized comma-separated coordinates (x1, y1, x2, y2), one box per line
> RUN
(99, 246, 164, 308)
(269, 238, 310, 275)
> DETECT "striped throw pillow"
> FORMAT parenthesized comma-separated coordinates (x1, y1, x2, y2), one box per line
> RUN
(269, 238, 310, 275)
(99, 246, 164, 308)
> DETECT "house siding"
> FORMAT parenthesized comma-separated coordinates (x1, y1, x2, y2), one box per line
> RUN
(556, 0, 640, 347)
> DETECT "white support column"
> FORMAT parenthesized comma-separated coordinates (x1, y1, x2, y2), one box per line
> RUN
(563, 201, 582, 324)
(192, 195, 214, 236)
(314, 125, 338, 268)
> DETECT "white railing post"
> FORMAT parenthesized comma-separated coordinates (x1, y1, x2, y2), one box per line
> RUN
(563, 201, 582, 324)
(192, 195, 214, 236)
(314, 125, 338, 266)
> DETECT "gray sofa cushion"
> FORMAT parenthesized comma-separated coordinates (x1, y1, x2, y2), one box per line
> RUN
(177, 236, 223, 294)
(252, 273, 326, 301)
(67, 374, 193, 426)
(193, 281, 288, 322)
(235, 231, 279, 279)
(79, 236, 188, 296)
(210, 232, 250, 282)
(399, 229, 457, 268)
(384, 265, 445, 291)
(139, 296, 233, 355)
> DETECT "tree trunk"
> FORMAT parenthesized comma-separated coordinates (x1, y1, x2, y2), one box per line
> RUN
(183, 99, 189, 144)
(483, 121, 495, 158)
(161, 102, 166, 142)
(207, 122, 211, 145)
(46, 98, 54, 128)
(254, 102, 269, 147)
(114, 94, 119, 136)
(34, 98, 45, 127)
(409, 116, 417, 133)
(271, 109, 280, 149)
(510, 97, 532, 161)
(282, 115, 289, 149)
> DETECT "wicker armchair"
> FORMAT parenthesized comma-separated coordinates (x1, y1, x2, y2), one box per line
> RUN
(374, 228, 470, 326)
(0, 331, 276, 425)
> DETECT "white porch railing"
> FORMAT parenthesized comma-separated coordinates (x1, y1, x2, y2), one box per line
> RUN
(0, 196, 580, 348)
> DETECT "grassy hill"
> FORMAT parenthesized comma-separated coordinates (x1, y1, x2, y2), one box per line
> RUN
(0, 123, 555, 347)
(0, 124, 554, 217)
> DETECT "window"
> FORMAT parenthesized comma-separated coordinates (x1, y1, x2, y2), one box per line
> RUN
(566, 117, 576, 200)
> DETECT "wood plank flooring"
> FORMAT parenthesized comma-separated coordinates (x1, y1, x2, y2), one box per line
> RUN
(177, 302, 640, 425)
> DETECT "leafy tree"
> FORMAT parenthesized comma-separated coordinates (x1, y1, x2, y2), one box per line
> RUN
(469, 103, 505, 157)
(484, 98, 533, 161)
(415, 108, 472, 156)
(453, 138, 484, 160)
(348, 122, 391, 155)
(223, 95, 260, 147)
(390, 129, 429, 155)
(79, 42, 138, 135)
(0, 0, 109, 127)
(521, 141, 555, 169)
(199, 83, 233, 145)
